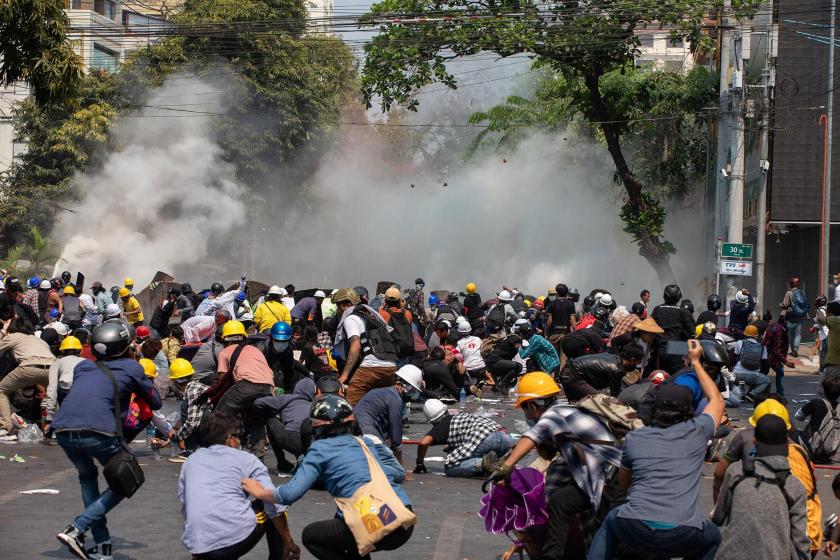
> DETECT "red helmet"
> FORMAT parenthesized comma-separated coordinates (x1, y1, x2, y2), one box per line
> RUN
(533, 299, 545, 310)
(135, 326, 151, 339)
(648, 370, 670, 385)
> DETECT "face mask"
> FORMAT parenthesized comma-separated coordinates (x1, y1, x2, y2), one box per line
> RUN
(548, 295, 556, 301)
(271, 340, 290, 353)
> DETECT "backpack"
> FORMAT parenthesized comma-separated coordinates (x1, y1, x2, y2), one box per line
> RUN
(352, 306, 398, 363)
(789, 288, 810, 319)
(808, 399, 840, 463)
(575, 393, 644, 438)
(480, 332, 506, 359)
(788, 443, 823, 552)
(386, 309, 415, 358)
(738, 338, 764, 370)
(722, 457, 793, 525)
(485, 304, 507, 332)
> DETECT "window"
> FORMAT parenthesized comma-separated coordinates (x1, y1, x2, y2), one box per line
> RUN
(94, 0, 116, 19)
(92, 44, 118, 73)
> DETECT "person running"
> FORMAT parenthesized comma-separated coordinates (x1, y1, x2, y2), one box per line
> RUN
(241, 394, 414, 560)
(179, 412, 299, 560)
(53, 322, 162, 560)
(413, 398, 510, 477)
(780, 276, 808, 358)
(118, 288, 143, 327)
(587, 340, 724, 560)
(763, 315, 791, 395)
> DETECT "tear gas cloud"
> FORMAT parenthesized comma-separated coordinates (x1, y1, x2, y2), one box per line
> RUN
(55, 61, 707, 306)
(54, 77, 247, 286)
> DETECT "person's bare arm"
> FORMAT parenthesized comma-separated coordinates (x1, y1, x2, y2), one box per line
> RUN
(545, 313, 553, 335)
(415, 435, 433, 465)
(339, 337, 361, 385)
(270, 513, 300, 560)
(689, 339, 724, 427)
(503, 436, 536, 468)
(569, 314, 577, 332)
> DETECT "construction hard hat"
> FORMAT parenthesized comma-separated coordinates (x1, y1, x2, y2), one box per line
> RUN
(694, 324, 704, 338)
(169, 358, 195, 380)
(457, 321, 471, 334)
(749, 398, 791, 430)
(135, 326, 151, 339)
(40, 280, 52, 290)
(118, 287, 130, 298)
(648, 370, 670, 385)
(599, 294, 613, 307)
(465, 282, 477, 294)
(62, 286, 75, 295)
(744, 324, 759, 337)
(428, 294, 439, 306)
(268, 285, 284, 296)
(221, 320, 247, 340)
(385, 287, 401, 301)
(270, 321, 292, 341)
(423, 399, 449, 423)
(27, 276, 41, 289)
(138, 358, 158, 379)
(498, 290, 513, 302)
(395, 364, 424, 392)
(59, 335, 82, 352)
(513, 372, 560, 408)
(124, 277, 134, 286)
(314, 290, 326, 298)
(331, 287, 360, 305)
(735, 290, 749, 304)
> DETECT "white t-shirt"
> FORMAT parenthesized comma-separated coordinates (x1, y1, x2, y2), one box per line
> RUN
(456, 335, 485, 371)
(343, 314, 395, 368)
(731, 338, 768, 374)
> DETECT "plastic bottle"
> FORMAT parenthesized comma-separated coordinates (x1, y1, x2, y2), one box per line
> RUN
(146, 424, 155, 446)
(459, 387, 467, 410)
(738, 380, 746, 396)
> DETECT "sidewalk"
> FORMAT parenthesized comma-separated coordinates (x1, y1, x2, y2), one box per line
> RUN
(785, 342, 821, 376)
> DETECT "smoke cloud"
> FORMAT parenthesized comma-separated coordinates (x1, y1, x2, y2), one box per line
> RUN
(54, 76, 247, 286)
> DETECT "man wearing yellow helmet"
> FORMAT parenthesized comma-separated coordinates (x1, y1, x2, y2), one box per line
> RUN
(43, 336, 87, 429)
(490, 371, 623, 558)
(168, 358, 214, 463)
(119, 287, 144, 326)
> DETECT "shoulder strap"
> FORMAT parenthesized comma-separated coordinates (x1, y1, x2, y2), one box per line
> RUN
(94, 361, 124, 439)
(228, 342, 246, 374)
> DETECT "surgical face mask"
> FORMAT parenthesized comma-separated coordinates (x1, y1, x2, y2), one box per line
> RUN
(271, 340, 290, 353)
(548, 295, 557, 301)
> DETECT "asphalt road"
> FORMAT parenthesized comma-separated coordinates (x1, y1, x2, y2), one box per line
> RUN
(2, 370, 839, 560)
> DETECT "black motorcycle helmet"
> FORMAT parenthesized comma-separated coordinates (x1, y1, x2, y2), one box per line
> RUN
(663, 284, 682, 305)
(582, 295, 595, 312)
(517, 323, 533, 339)
(61, 271, 72, 284)
(569, 288, 580, 303)
(816, 294, 829, 307)
(415, 277, 425, 287)
(181, 282, 193, 294)
(679, 299, 695, 314)
(699, 340, 728, 369)
(210, 282, 225, 295)
(593, 306, 610, 322)
(707, 293, 722, 311)
(448, 292, 459, 303)
(310, 395, 354, 440)
(91, 321, 132, 358)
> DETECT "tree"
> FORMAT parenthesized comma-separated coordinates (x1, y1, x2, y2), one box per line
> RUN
(359, 0, 758, 283)
(0, 0, 83, 106)
(0, 225, 60, 276)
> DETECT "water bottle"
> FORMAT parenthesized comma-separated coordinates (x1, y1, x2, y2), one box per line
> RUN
(146, 424, 155, 446)
(738, 380, 746, 394)
(459, 387, 467, 410)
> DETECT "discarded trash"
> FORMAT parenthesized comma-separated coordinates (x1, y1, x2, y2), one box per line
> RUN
(19, 489, 59, 495)
(791, 399, 809, 404)
(474, 406, 503, 418)
(11, 454, 26, 463)
(166, 411, 180, 424)
(423, 457, 445, 462)
(17, 424, 43, 444)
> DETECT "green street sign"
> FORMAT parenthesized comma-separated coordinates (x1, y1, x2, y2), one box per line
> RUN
(721, 242, 753, 259)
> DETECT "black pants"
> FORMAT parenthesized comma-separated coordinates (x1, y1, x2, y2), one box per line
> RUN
(215, 381, 273, 449)
(197, 510, 285, 559)
(302, 514, 414, 560)
(266, 418, 311, 470)
(488, 360, 520, 389)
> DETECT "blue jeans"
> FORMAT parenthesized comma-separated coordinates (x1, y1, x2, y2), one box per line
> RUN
(587, 508, 720, 560)
(57, 431, 125, 544)
(734, 370, 772, 399)
(771, 363, 785, 394)
(444, 431, 512, 477)
(786, 321, 802, 353)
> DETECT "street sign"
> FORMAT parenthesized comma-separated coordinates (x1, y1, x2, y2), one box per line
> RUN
(720, 260, 753, 276)
(721, 242, 753, 259)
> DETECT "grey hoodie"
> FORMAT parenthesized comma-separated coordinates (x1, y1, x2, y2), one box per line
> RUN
(711, 454, 810, 560)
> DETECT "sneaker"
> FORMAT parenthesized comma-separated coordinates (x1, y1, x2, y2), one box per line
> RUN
(791, 351, 799, 358)
(469, 385, 482, 398)
(481, 451, 500, 475)
(742, 394, 755, 404)
(10, 413, 26, 429)
(168, 450, 191, 463)
(0, 429, 17, 442)
(87, 543, 112, 560)
(57, 525, 88, 559)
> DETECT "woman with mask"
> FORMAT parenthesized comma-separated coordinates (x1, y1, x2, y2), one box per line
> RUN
(242, 394, 414, 560)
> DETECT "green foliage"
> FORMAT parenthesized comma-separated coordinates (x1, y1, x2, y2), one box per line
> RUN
(0, 225, 60, 276)
(620, 193, 675, 254)
(0, 0, 83, 106)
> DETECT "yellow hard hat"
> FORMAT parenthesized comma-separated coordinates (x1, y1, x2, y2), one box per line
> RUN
(138, 358, 157, 379)
(694, 324, 703, 338)
(63, 285, 75, 295)
(525, 299, 532, 308)
(118, 287, 130, 298)
(124, 277, 134, 287)
(537, 295, 546, 301)
(221, 320, 247, 340)
(749, 398, 791, 430)
(465, 282, 477, 294)
(59, 335, 82, 352)
(169, 358, 195, 380)
(513, 372, 561, 408)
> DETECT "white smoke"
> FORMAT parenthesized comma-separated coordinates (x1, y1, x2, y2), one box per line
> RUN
(54, 76, 247, 286)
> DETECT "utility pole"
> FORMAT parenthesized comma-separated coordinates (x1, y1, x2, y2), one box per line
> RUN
(755, 13, 776, 310)
(728, 25, 747, 245)
(715, 0, 732, 247)
(823, 0, 836, 295)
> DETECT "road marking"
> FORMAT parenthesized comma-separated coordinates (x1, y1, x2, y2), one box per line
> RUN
(0, 467, 76, 506)
(432, 513, 467, 560)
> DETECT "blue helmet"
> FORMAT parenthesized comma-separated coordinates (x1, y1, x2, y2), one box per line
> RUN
(27, 276, 41, 289)
(270, 321, 292, 341)
(235, 291, 247, 302)
(428, 294, 439, 306)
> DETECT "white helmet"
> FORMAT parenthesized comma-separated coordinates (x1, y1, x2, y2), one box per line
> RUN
(268, 285, 283, 296)
(395, 364, 424, 392)
(599, 294, 613, 307)
(594, 292, 604, 301)
(314, 290, 326, 298)
(457, 321, 471, 334)
(498, 290, 513, 302)
(423, 399, 448, 423)
(455, 315, 469, 326)
(735, 290, 748, 304)
(105, 303, 121, 317)
(40, 280, 51, 289)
